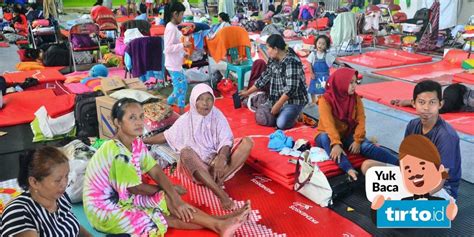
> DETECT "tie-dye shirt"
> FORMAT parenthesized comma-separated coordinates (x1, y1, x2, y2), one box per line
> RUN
(82, 138, 169, 236)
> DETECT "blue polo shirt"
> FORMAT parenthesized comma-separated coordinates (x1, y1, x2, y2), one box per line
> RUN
(404, 116, 462, 199)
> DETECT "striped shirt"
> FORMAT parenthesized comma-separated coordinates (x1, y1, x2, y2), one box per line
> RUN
(255, 48, 309, 106)
(1, 192, 80, 237)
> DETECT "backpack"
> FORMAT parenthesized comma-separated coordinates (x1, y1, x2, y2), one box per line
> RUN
(43, 43, 71, 66)
(74, 91, 104, 138)
(413, 8, 430, 22)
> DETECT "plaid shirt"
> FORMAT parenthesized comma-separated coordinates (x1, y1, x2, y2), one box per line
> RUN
(255, 48, 308, 106)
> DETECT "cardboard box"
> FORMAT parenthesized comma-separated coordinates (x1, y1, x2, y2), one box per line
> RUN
(101, 77, 147, 95)
(125, 78, 147, 91)
(96, 96, 117, 139)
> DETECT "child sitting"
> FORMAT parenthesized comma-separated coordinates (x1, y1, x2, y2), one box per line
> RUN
(307, 35, 337, 104)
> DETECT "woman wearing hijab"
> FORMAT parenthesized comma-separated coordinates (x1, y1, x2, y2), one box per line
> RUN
(144, 84, 254, 211)
(314, 68, 399, 181)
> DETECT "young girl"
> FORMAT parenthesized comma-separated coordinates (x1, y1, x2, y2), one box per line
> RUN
(164, 1, 190, 114)
(307, 34, 336, 104)
(83, 98, 251, 236)
(315, 68, 399, 181)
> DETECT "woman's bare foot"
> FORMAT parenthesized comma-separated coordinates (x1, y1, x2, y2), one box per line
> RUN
(216, 200, 251, 219)
(347, 169, 358, 181)
(218, 202, 251, 237)
(219, 195, 236, 211)
(174, 185, 187, 196)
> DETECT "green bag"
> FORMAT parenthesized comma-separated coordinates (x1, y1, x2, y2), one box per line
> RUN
(30, 118, 76, 143)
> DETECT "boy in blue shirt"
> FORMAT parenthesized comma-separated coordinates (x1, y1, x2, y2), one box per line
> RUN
(404, 80, 461, 199)
(362, 80, 461, 199)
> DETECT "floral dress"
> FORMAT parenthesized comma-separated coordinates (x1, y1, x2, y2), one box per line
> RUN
(83, 138, 169, 236)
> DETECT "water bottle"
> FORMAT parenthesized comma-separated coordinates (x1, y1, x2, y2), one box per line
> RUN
(0, 92, 3, 109)
(0, 7, 3, 20)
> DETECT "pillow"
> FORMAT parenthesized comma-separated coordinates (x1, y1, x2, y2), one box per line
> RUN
(16, 61, 45, 71)
(71, 34, 96, 48)
(32, 19, 50, 28)
(109, 89, 156, 103)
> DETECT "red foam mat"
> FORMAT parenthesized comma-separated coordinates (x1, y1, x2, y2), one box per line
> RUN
(116, 16, 135, 23)
(374, 50, 469, 84)
(246, 126, 367, 189)
(3, 69, 66, 85)
(0, 89, 75, 127)
(166, 165, 370, 236)
(453, 72, 474, 85)
(339, 49, 432, 69)
(356, 81, 474, 135)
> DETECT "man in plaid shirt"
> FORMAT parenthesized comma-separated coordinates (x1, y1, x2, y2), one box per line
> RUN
(241, 34, 308, 129)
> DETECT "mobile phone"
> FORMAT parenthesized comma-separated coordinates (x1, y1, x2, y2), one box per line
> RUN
(232, 91, 241, 109)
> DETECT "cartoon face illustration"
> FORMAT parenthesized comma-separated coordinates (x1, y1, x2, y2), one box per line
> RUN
(398, 134, 447, 196)
(400, 154, 444, 195)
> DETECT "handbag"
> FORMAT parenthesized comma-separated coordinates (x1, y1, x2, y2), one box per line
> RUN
(294, 155, 333, 207)
(243, 91, 267, 112)
(217, 78, 237, 98)
(255, 101, 276, 127)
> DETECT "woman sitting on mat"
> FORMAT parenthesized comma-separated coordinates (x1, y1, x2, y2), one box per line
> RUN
(208, 12, 231, 39)
(240, 34, 309, 130)
(1, 147, 92, 237)
(144, 84, 254, 211)
(83, 97, 251, 236)
(315, 67, 399, 181)
(391, 83, 474, 113)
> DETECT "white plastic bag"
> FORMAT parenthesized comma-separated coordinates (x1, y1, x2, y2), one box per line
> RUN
(294, 158, 333, 207)
(66, 160, 89, 203)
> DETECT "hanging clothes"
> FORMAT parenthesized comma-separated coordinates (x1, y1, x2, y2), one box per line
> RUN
(417, 0, 439, 52)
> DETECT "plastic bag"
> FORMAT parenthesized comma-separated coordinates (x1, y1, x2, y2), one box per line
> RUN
(66, 159, 89, 203)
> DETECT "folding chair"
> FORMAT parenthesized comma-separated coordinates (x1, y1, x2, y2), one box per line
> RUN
(28, 20, 58, 49)
(68, 23, 102, 72)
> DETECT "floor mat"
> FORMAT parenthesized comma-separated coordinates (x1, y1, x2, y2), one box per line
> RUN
(339, 49, 432, 69)
(331, 178, 474, 236)
(246, 126, 367, 189)
(0, 89, 76, 127)
(116, 16, 135, 23)
(73, 165, 370, 236)
(356, 81, 474, 135)
(374, 49, 469, 84)
(453, 72, 474, 85)
(3, 68, 66, 85)
(64, 67, 125, 78)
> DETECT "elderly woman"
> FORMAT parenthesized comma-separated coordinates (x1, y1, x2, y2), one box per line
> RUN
(1, 147, 91, 237)
(144, 84, 254, 211)
(240, 34, 309, 130)
(83, 97, 250, 236)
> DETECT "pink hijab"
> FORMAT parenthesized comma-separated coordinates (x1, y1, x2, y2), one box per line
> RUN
(164, 83, 233, 164)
